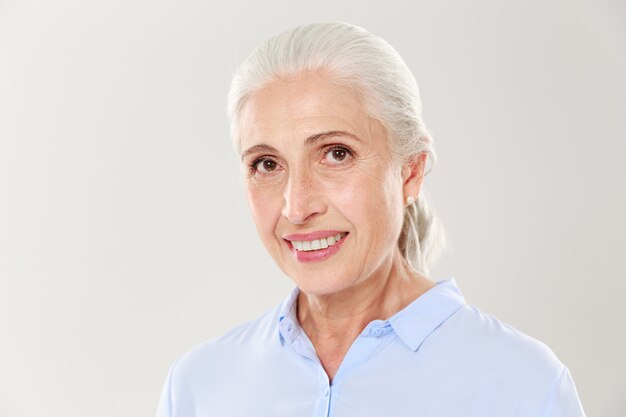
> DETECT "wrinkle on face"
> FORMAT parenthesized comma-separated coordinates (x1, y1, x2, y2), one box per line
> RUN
(238, 70, 407, 298)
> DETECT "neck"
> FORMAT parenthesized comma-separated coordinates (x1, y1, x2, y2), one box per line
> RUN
(296, 250, 435, 345)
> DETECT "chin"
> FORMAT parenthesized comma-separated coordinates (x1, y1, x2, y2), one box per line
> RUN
(291, 273, 356, 297)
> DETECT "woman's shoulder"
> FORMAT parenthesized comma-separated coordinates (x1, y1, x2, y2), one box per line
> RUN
(438, 303, 565, 380)
(155, 301, 290, 416)
(169, 302, 283, 377)
(409, 279, 565, 379)
(419, 303, 585, 415)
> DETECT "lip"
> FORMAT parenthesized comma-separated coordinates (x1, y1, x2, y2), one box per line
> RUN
(284, 231, 349, 263)
(283, 230, 345, 241)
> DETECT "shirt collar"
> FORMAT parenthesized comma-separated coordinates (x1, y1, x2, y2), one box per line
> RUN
(277, 286, 301, 344)
(388, 278, 466, 351)
(277, 278, 466, 350)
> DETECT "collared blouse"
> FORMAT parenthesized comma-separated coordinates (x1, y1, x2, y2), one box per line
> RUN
(156, 279, 585, 417)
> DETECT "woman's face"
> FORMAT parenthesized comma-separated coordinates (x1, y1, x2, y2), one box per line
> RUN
(239, 71, 409, 296)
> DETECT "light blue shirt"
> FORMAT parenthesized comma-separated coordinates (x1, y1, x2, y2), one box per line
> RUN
(156, 279, 585, 416)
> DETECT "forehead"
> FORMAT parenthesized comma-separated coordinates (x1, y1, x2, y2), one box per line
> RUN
(239, 72, 381, 148)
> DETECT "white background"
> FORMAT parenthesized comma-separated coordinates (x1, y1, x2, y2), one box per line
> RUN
(1, 0, 624, 416)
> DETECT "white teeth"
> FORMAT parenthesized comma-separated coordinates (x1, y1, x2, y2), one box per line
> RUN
(290, 233, 347, 252)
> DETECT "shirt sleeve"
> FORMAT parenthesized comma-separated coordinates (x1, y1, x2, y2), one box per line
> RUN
(541, 366, 586, 417)
(155, 360, 178, 417)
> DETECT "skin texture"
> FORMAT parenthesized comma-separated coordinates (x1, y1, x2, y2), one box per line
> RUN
(239, 71, 434, 381)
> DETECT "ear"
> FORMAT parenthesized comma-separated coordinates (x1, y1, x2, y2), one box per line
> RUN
(401, 152, 427, 200)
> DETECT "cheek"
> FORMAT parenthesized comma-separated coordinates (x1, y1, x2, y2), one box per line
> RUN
(326, 165, 403, 228)
(246, 185, 281, 235)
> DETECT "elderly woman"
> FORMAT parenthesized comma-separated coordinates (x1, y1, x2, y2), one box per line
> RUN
(156, 22, 585, 416)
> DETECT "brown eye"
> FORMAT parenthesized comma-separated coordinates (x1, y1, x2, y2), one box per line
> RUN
(324, 146, 352, 164)
(332, 149, 347, 161)
(251, 158, 279, 174)
(260, 159, 277, 172)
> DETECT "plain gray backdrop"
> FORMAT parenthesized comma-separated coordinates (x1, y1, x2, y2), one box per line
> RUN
(1, 0, 624, 416)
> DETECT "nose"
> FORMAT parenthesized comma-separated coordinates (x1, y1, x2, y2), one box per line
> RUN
(281, 168, 326, 225)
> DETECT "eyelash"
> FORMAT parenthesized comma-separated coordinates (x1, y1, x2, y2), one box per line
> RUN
(248, 157, 278, 176)
(322, 145, 354, 165)
(247, 144, 355, 176)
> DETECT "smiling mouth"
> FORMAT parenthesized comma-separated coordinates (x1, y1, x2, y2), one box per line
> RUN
(287, 232, 348, 252)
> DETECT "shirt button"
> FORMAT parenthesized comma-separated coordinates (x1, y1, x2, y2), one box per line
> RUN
(373, 328, 383, 337)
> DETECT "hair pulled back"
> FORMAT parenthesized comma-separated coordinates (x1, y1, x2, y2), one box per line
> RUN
(228, 22, 444, 273)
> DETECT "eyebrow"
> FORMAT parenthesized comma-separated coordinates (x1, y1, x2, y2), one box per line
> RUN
(240, 130, 361, 161)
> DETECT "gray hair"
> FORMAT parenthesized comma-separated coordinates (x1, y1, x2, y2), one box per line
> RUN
(227, 22, 444, 274)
